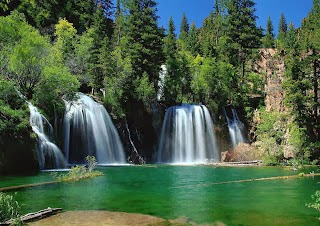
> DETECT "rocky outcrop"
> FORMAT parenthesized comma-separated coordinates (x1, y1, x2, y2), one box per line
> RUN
(257, 48, 286, 112)
(221, 143, 263, 162)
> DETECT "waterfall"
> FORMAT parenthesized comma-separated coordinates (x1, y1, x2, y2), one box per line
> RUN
(157, 104, 220, 164)
(63, 93, 125, 165)
(225, 108, 247, 148)
(157, 65, 166, 101)
(28, 102, 66, 169)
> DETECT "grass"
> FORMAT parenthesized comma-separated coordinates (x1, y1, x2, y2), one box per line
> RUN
(0, 192, 22, 225)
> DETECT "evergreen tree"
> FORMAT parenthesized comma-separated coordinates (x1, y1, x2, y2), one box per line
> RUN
(163, 17, 179, 101)
(225, 0, 262, 72)
(262, 16, 275, 48)
(277, 13, 288, 48)
(188, 22, 199, 56)
(199, 12, 215, 57)
(126, 0, 164, 104)
(223, 0, 262, 105)
(284, 22, 296, 49)
(284, 0, 320, 154)
(179, 12, 189, 50)
(278, 12, 287, 34)
(199, 0, 226, 58)
(89, 4, 114, 90)
(299, 0, 320, 144)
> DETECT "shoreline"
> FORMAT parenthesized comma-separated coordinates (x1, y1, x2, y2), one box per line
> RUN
(26, 210, 219, 226)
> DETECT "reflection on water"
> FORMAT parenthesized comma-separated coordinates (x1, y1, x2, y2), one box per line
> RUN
(3, 166, 320, 225)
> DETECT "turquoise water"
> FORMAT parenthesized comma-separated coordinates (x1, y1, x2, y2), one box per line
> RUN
(1, 165, 319, 225)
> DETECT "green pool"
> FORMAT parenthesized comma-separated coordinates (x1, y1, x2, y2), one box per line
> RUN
(1, 165, 319, 225)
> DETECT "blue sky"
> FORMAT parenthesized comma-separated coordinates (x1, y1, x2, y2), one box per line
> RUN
(156, 0, 314, 35)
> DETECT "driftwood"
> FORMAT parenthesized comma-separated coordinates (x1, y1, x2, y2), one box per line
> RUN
(1, 207, 62, 225)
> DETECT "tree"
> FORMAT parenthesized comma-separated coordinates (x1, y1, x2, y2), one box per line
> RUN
(88, 4, 114, 90)
(0, 12, 50, 99)
(277, 12, 288, 48)
(278, 12, 287, 34)
(34, 65, 80, 117)
(299, 0, 320, 145)
(188, 22, 199, 56)
(262, 16, 275, 48)
(284, 0, 320, 155)
(53, 18, 77, 63)
(225, 0, 262, 66)
(223, 0, 263, 105)
(199, 0, 226, 58)
(126, 0, 164, 105)
(179, 12, 189, 50)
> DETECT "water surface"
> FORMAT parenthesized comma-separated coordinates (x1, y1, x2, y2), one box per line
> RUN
(1, 165, 319, 225)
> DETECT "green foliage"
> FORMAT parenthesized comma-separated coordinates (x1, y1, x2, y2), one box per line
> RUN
(306, 190, 320, 220)
(34, 65, 80, 117)
(103, 47, 131, 118)
(262, 16, 275, 48)
(126, 0, 164, 95)
(54, 18, 77, 63)
(0, 78, 31, 137)
(134, 72, 156, 105)
(283, 0, 320, 156)
(0, 192, 20, 223)
(179, 13, 189, 50)
(277, 13, 287, 48)
(52, 156, 102, 182)
(255, 108, 287, 164)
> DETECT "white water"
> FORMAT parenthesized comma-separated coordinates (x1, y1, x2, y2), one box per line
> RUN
(63, 93, 125, 164)
(28, 102, 66, 169)
(157, 104, 220, 164)
(157, 64, 166, 101)
(226, 108, 247, 148)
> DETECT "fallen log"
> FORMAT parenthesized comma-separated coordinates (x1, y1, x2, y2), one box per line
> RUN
(0, 181, 58, 192)
(171, 173, 320, 189)
(1, 207, 62, 225)
(224, 160, 263, 165)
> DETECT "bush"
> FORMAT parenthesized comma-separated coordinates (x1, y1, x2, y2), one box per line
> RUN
(0, 192, 21, 224)
(306, 190, 320, 220)
(52, 156, 102, 182)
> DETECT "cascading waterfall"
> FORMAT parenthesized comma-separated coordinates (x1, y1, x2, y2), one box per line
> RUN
(28, 102, 66, 169)
(225, 108, 247, 148)
(157, 64, 166, 101)
(157, 104, 220, 164)
(63, 93, 125, 164)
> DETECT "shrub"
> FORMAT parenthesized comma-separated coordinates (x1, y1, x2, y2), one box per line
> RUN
(0, 192, 21, 224)
(306, 190, 320, 220)
(52, 156, 102, 182)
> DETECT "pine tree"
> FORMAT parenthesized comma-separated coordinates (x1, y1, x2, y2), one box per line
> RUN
(188, 22, 199, 56)
(164, 17, 180, 101)
(262, 16, 275, 48)
(277, 13, 288, 48)
(179, 12, 189, 50)
(225, 0, 262, 73)
(299, 0, 320, 144)
(88, 2, 114, 91)
(278, 13, 287, 34)
(284, 0, 320, 153)
(126, 0, 164, 103)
